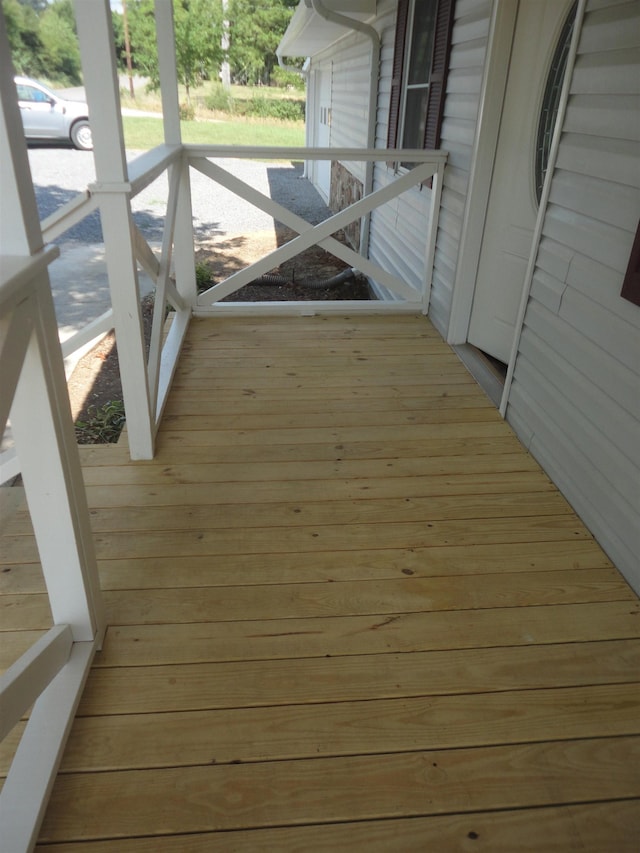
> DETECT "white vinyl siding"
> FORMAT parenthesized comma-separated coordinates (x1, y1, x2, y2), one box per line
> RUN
(369, 0, 492, 320)
(506, 0, 640, 592)
(302, 0, 492, 308)
(306, 26, 376, 187)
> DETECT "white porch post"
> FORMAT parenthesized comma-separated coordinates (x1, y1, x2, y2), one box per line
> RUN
(155, 0, 197, 305)
(74, 0, 155, 459)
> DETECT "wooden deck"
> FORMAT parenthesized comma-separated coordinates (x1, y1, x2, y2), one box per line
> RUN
(2, 313, 639, 850)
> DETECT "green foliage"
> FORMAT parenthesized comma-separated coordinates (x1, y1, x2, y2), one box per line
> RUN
(227, 0, 296, 85)
(244, 95, 304, 121)
(2, 0, 81, 83)
(128, 0, 223, 100)
(3, 0, 44, 77)
(205, 83, 304, 120)
(205, 83, 234, 113)
(271, 64, 305, 91)
(4, 0, 301, 95)
(179, 101, 195, 120)
(39, 2, 81, 84)
(195, 261, 213, 292)
(75, 401, 126, 444)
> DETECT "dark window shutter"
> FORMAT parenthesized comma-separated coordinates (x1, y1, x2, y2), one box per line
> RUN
(387, 0, 410, 150)
(621, 220, 640, 307)
(387, 0, 455, 157)
(424, 0, 455, 150)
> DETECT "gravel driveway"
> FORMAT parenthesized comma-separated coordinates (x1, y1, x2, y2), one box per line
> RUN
(27, 147, 331, 245)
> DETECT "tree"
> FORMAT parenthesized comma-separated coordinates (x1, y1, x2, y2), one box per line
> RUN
(3, 0, 45, 77)
(227, 0, 296, 85)
(128, 0, 223, 101)
(39, 0, 82, 84)
(3, 0, 81, 84)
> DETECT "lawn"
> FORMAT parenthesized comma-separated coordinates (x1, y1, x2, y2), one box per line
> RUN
(123, 115, 305, 151)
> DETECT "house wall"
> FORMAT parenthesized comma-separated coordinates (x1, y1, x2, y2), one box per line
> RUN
(506, 0, 640, 592)
(306, 27, 372, 181)
(368, 0, 493, 319)
(305, 1, 492, 312)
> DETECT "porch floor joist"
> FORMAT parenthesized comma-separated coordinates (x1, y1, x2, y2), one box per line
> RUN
(1, 314, 639, 850)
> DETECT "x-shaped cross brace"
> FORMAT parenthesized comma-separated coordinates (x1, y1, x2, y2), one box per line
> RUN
(193, 158, 438, 305)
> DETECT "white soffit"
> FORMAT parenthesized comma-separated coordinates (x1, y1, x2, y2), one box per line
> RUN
(277, 1, 377, 59)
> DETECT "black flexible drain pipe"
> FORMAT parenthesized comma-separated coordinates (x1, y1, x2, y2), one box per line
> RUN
(251, 267, 358, 290)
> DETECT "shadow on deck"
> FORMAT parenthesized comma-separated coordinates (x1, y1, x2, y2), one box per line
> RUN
(2, 313, 639, 850)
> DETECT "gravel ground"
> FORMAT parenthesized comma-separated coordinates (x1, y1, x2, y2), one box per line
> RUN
(27, 147, 332, 245)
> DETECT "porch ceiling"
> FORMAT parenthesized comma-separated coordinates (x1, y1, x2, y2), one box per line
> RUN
(277, 0, 377, 59)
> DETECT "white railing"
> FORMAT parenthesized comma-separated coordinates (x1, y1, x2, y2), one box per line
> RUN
(0, 249, 106, 852)
(0, 144, 193, 480)
(184, 145, 447, 314)
(1, 143, 447, 479)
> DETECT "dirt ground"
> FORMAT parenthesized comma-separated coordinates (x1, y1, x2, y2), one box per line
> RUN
(69, 229, 370, 438)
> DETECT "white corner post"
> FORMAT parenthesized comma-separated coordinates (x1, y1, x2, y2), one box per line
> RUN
(0, 10, 105, 849)
(154, 0, 197, 307)
(74, 0, 155, 459)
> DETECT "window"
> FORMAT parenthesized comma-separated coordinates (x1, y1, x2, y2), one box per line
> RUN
(16, 85, 50, 103)
(387, 0, 455, 161)
(535, 1, 577, 202)
(621, 221, 640, 308)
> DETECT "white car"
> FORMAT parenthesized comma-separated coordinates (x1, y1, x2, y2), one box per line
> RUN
(14, 76, 93, 151)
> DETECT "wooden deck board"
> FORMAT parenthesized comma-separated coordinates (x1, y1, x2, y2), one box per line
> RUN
(36, 738, 640, 841)
(1, 314, 638, 850)
(33, 801, 640, 853)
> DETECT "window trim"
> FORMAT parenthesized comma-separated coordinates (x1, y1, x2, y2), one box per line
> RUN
(387, 0, 455, 155)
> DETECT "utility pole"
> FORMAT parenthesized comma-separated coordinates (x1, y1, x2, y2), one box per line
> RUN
(122, 0, 135, 99)
(220, 0, 231, 91)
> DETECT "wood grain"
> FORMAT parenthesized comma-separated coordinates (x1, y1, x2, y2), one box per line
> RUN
(2, 313, 637, 848)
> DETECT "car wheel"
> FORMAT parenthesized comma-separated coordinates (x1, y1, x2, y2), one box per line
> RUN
(71, 120, 93, 151)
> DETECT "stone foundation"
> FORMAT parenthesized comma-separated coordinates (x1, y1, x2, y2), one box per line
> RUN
(330, 161, 363, 251)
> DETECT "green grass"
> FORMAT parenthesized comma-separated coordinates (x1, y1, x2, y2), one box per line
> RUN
(122, 115, 305, 152)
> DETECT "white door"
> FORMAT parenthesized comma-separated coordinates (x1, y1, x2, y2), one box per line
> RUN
(315, 66, 331, 201)
(467, 0, 573, 364)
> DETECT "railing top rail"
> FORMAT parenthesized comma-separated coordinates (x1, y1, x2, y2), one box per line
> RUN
(184, 145, 448, 163)
(125, 143, 182, 198)
(0, 246, 60, 314)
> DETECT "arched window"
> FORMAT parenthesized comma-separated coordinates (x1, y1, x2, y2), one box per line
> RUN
(535, 1, 577, 202)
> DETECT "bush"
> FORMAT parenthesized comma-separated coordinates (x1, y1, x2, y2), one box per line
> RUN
(195, 261, 213, 292)
(244, 96, 305, 122)
(205, 84, 234, 113)
(271, 66, 306, 91)
(179, 101, 195, 121)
